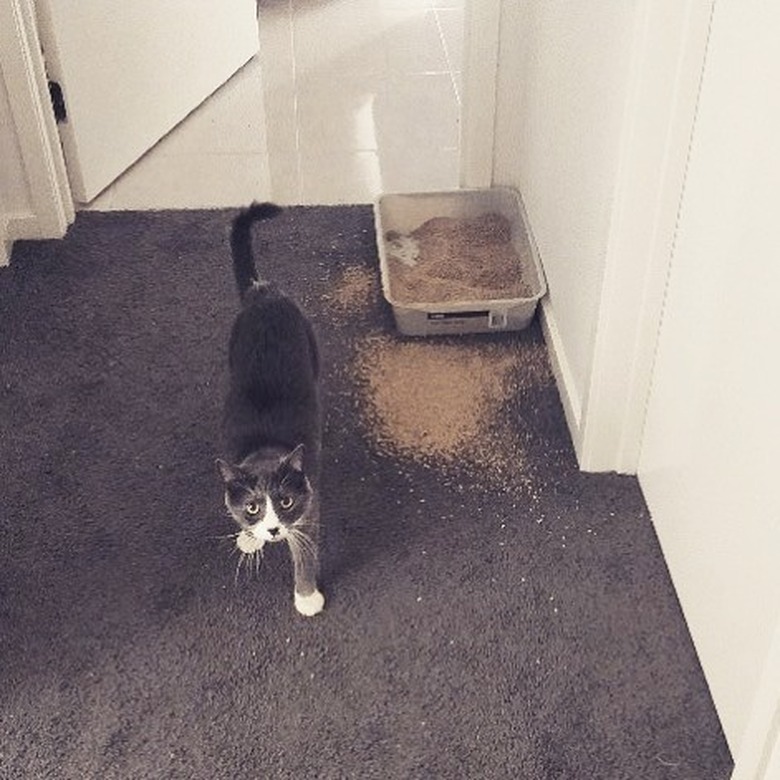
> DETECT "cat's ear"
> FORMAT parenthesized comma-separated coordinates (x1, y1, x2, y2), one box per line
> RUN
(216, 458, 241, 484)
(284, 444, 306, 472)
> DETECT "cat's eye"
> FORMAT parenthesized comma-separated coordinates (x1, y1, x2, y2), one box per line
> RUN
(279, 496, 294, 510)
(245, 501, 261, 516)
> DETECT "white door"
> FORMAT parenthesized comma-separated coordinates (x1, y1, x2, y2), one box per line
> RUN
(638, 0, 780, 759)
(35, 0, 259, 203)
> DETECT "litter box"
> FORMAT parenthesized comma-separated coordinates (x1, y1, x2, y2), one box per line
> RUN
(374, 187, 547, 336)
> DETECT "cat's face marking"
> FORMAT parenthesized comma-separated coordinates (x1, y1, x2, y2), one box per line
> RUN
(242, 495, 287, 543)
(217, 448, 312, 549)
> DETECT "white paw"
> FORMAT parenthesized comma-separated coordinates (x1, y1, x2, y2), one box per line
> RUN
(294, 589, 325, 617)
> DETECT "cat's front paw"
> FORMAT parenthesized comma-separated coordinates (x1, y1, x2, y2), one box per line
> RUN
(294, 589, 325, 617)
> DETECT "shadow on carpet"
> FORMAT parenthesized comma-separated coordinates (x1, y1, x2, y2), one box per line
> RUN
(0, 208, 732, 779)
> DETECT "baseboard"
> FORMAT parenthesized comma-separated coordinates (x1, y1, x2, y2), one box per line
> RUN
(1, 211, 59, 266)
(1, 217, 11, 267)
(539, 298, 584, 466)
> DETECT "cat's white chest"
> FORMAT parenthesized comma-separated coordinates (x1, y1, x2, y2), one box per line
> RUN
(236, 530, 265, 554)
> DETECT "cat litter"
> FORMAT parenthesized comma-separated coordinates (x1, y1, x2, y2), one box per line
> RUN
(374, 187, 547, 336)
(352, 332, 552, 494)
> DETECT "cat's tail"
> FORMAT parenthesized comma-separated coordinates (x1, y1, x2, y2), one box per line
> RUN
(229, 202, 283, 297)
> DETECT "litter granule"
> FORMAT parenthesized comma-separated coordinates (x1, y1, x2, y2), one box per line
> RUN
(326, 266, 378, 313)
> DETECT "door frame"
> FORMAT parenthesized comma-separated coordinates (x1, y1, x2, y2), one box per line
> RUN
(0, 0, 73, 261)
(576, 0, 715, 472)
(459, 0, 501, 188)
(730, 619, 780, 780)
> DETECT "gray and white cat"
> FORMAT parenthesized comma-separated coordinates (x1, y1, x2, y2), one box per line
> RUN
(216, 203, 324, 617)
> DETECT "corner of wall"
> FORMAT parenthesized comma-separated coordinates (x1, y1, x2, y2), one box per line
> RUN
(459, 0, 501, 188)
(539, 296, 585, 464)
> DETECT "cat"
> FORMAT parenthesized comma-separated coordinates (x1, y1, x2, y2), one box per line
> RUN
(216, 202, 324, 617)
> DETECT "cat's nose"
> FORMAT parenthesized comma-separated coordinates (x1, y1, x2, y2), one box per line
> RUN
(267, 526, 281, 538)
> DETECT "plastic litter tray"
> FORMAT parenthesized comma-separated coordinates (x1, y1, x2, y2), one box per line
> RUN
(374, 187, 546, 336)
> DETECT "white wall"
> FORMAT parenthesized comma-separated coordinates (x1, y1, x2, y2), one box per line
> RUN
(0, 7, 32, 266)
(1, 1, 37, 262)
(489, 1, 713, 474)
(0, 69, 33, 216)
(639, 0, 780, 758)
(0, 0, 73, 261)
(492, 0, 640, 446)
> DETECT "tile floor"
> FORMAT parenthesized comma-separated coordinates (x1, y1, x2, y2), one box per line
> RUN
(88, 0, 463, 210)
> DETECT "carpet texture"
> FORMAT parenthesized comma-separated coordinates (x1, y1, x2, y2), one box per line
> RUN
(1, 207, 732, 779)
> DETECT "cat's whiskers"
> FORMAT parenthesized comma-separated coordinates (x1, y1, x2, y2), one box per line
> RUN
(292, 518, 317, 531)
(233, 552, 245, 585)
(286, 527, 317, 568)
(212, 530, 242, 541)
(287, 537, 303, 572)
(238, 552, 259, 583)
(229, 535, 264, 585)
(288, 524, 314, 545)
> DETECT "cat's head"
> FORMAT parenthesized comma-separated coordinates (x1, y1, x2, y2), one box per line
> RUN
(216, 445, 313, 545)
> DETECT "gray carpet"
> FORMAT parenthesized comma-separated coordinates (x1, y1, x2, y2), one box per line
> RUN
(0, 207, 732, 779)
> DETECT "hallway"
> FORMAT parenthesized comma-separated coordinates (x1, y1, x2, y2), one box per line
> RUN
(86, 0, 463, 210)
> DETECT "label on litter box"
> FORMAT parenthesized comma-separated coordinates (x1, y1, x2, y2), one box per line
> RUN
(426, 310, 508, 329)
(427, 311, 489, 321)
